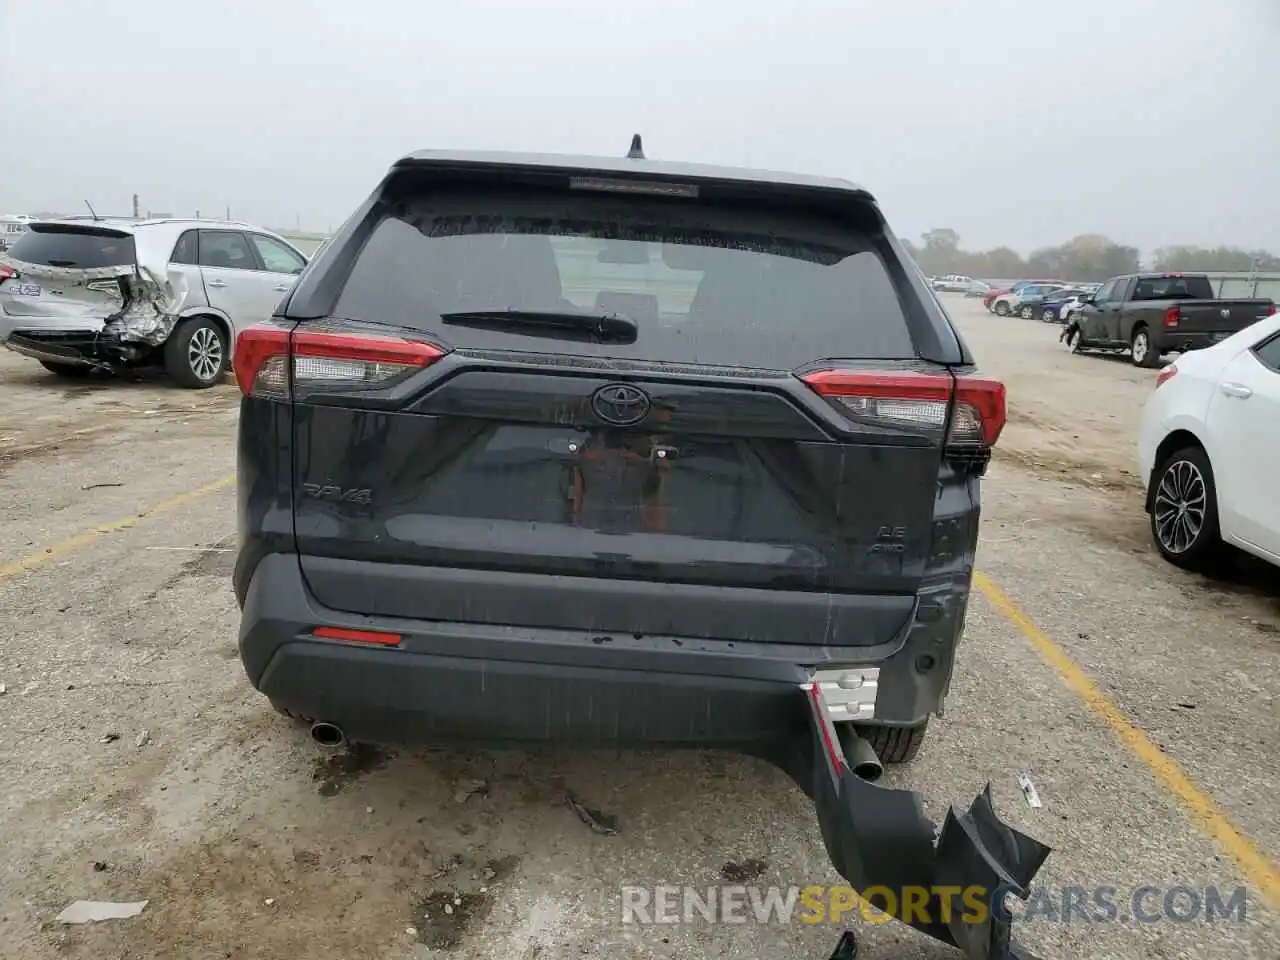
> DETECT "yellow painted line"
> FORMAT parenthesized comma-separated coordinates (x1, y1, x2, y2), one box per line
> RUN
(973, 570, 1280, 910)
(0, 473, 235, 581)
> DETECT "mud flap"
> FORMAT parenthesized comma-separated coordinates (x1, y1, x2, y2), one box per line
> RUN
(803, 684, 1051, 960)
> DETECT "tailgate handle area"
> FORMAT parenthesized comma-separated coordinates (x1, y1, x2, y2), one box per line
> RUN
(802, 683, 1052, 960)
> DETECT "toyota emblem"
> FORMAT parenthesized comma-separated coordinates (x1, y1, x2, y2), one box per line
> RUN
(591, 383, 651, 426)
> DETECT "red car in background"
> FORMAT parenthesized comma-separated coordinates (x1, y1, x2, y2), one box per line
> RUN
(983, 279, 1062, 311)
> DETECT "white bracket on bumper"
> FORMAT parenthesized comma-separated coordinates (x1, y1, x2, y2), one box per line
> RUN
(810, 667, 879, 721)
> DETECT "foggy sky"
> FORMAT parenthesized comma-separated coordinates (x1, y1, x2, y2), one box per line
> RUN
(2, 0, 1277, 255)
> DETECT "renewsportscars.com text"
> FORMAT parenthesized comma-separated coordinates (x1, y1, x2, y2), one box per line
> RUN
(620, 884, 1248, 926)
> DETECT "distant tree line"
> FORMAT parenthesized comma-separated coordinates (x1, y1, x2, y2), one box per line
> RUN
(903, 228, 1279, 282)
(1149, 245, 1280, 273)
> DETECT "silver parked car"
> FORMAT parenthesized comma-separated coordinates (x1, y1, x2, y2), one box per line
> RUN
(0, 217, 308, 387)
(930, 273, 973, 293)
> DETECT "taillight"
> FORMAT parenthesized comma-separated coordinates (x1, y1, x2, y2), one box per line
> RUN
(1155, 365, 1178, 388)
(234, 325, 290, 396)
(0, 264, 16, 282)
(801, 370, 1007, 447)
(1268, 303, 1278, 317)
(234, 325, 446, 398)
(952, 377, 1007, 446)
(1164, 306, 1180, 328)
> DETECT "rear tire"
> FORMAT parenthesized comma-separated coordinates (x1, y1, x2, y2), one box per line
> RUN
(1131, 326, 1162, 368)
(856, 721, 929, 764)
(165, 316, 227, 389)
(1149, 445, 1224, 571)
(994, 301, 1011, 317)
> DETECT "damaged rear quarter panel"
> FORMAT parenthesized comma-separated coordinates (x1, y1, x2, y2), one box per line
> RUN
(0, 249, 189, 348)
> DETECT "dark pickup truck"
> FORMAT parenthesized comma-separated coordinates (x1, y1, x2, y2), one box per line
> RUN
(1070, 272, 1275, 367)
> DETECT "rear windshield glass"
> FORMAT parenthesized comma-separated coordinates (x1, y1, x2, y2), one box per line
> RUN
(8, 227, 136, 269)
(333, 187, 914, 367)
(1132, 276, 1214, 300)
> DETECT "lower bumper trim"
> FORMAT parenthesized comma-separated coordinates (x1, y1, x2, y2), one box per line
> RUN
(802, 684, 1051, 960)
(5, 337, 97, 366)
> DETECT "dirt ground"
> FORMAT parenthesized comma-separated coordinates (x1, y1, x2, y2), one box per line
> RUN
(0, 298, 1276, 960)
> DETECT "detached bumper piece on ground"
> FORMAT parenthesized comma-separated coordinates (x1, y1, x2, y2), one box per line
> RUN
(800, 685, 1051, 960)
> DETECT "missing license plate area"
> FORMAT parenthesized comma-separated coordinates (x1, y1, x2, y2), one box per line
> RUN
(568, 435, 672, 531)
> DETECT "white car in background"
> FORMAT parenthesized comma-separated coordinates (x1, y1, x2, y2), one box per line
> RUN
(1138, 310, 1280, 570)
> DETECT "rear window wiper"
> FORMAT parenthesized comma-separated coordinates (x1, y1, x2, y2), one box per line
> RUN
(440, 309, 638, 344)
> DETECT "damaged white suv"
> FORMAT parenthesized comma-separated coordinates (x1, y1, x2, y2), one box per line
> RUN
(0, 218, 308, 388)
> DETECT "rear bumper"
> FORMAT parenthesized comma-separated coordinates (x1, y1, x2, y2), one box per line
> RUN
(1154, 330, 1230, 353)
(4, 331, 100, 366)
(239, 554, 949, 750)
(239, 553, 1051, 960)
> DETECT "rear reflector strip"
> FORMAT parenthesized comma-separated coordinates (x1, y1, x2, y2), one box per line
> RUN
(312, 626, 403, 646)
(234, 325, 447, 398)
(804, 683, 847, 775)
(800, 370, 1006, 447)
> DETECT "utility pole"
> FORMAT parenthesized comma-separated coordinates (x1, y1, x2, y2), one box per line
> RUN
(132, 193, 140, 218)
(225, 204, 231, 221)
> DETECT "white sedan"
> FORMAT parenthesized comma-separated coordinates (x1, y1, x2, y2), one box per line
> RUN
(1138, 309, 1280, 570)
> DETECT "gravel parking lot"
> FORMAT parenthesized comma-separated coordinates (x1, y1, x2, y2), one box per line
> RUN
(1, 295, 1276, 960)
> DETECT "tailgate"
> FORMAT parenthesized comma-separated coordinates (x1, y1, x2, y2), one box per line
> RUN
(293, 356, 953, 645)
(1169, 300, 1273, 338)
(288, 174, 995, 647)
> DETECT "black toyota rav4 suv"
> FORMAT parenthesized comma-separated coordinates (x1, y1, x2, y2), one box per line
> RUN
(234, 148, 1048, 960)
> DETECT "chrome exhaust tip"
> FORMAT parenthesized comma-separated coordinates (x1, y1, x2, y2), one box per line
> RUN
(309, 721, 345, 748)
(839, 729, 884, 782)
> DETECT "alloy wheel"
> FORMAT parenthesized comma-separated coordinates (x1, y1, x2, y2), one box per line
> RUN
(188, 326, 224, 383)
(1153, 459, 1206, 554)
(1132, 331, 1150, 365)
